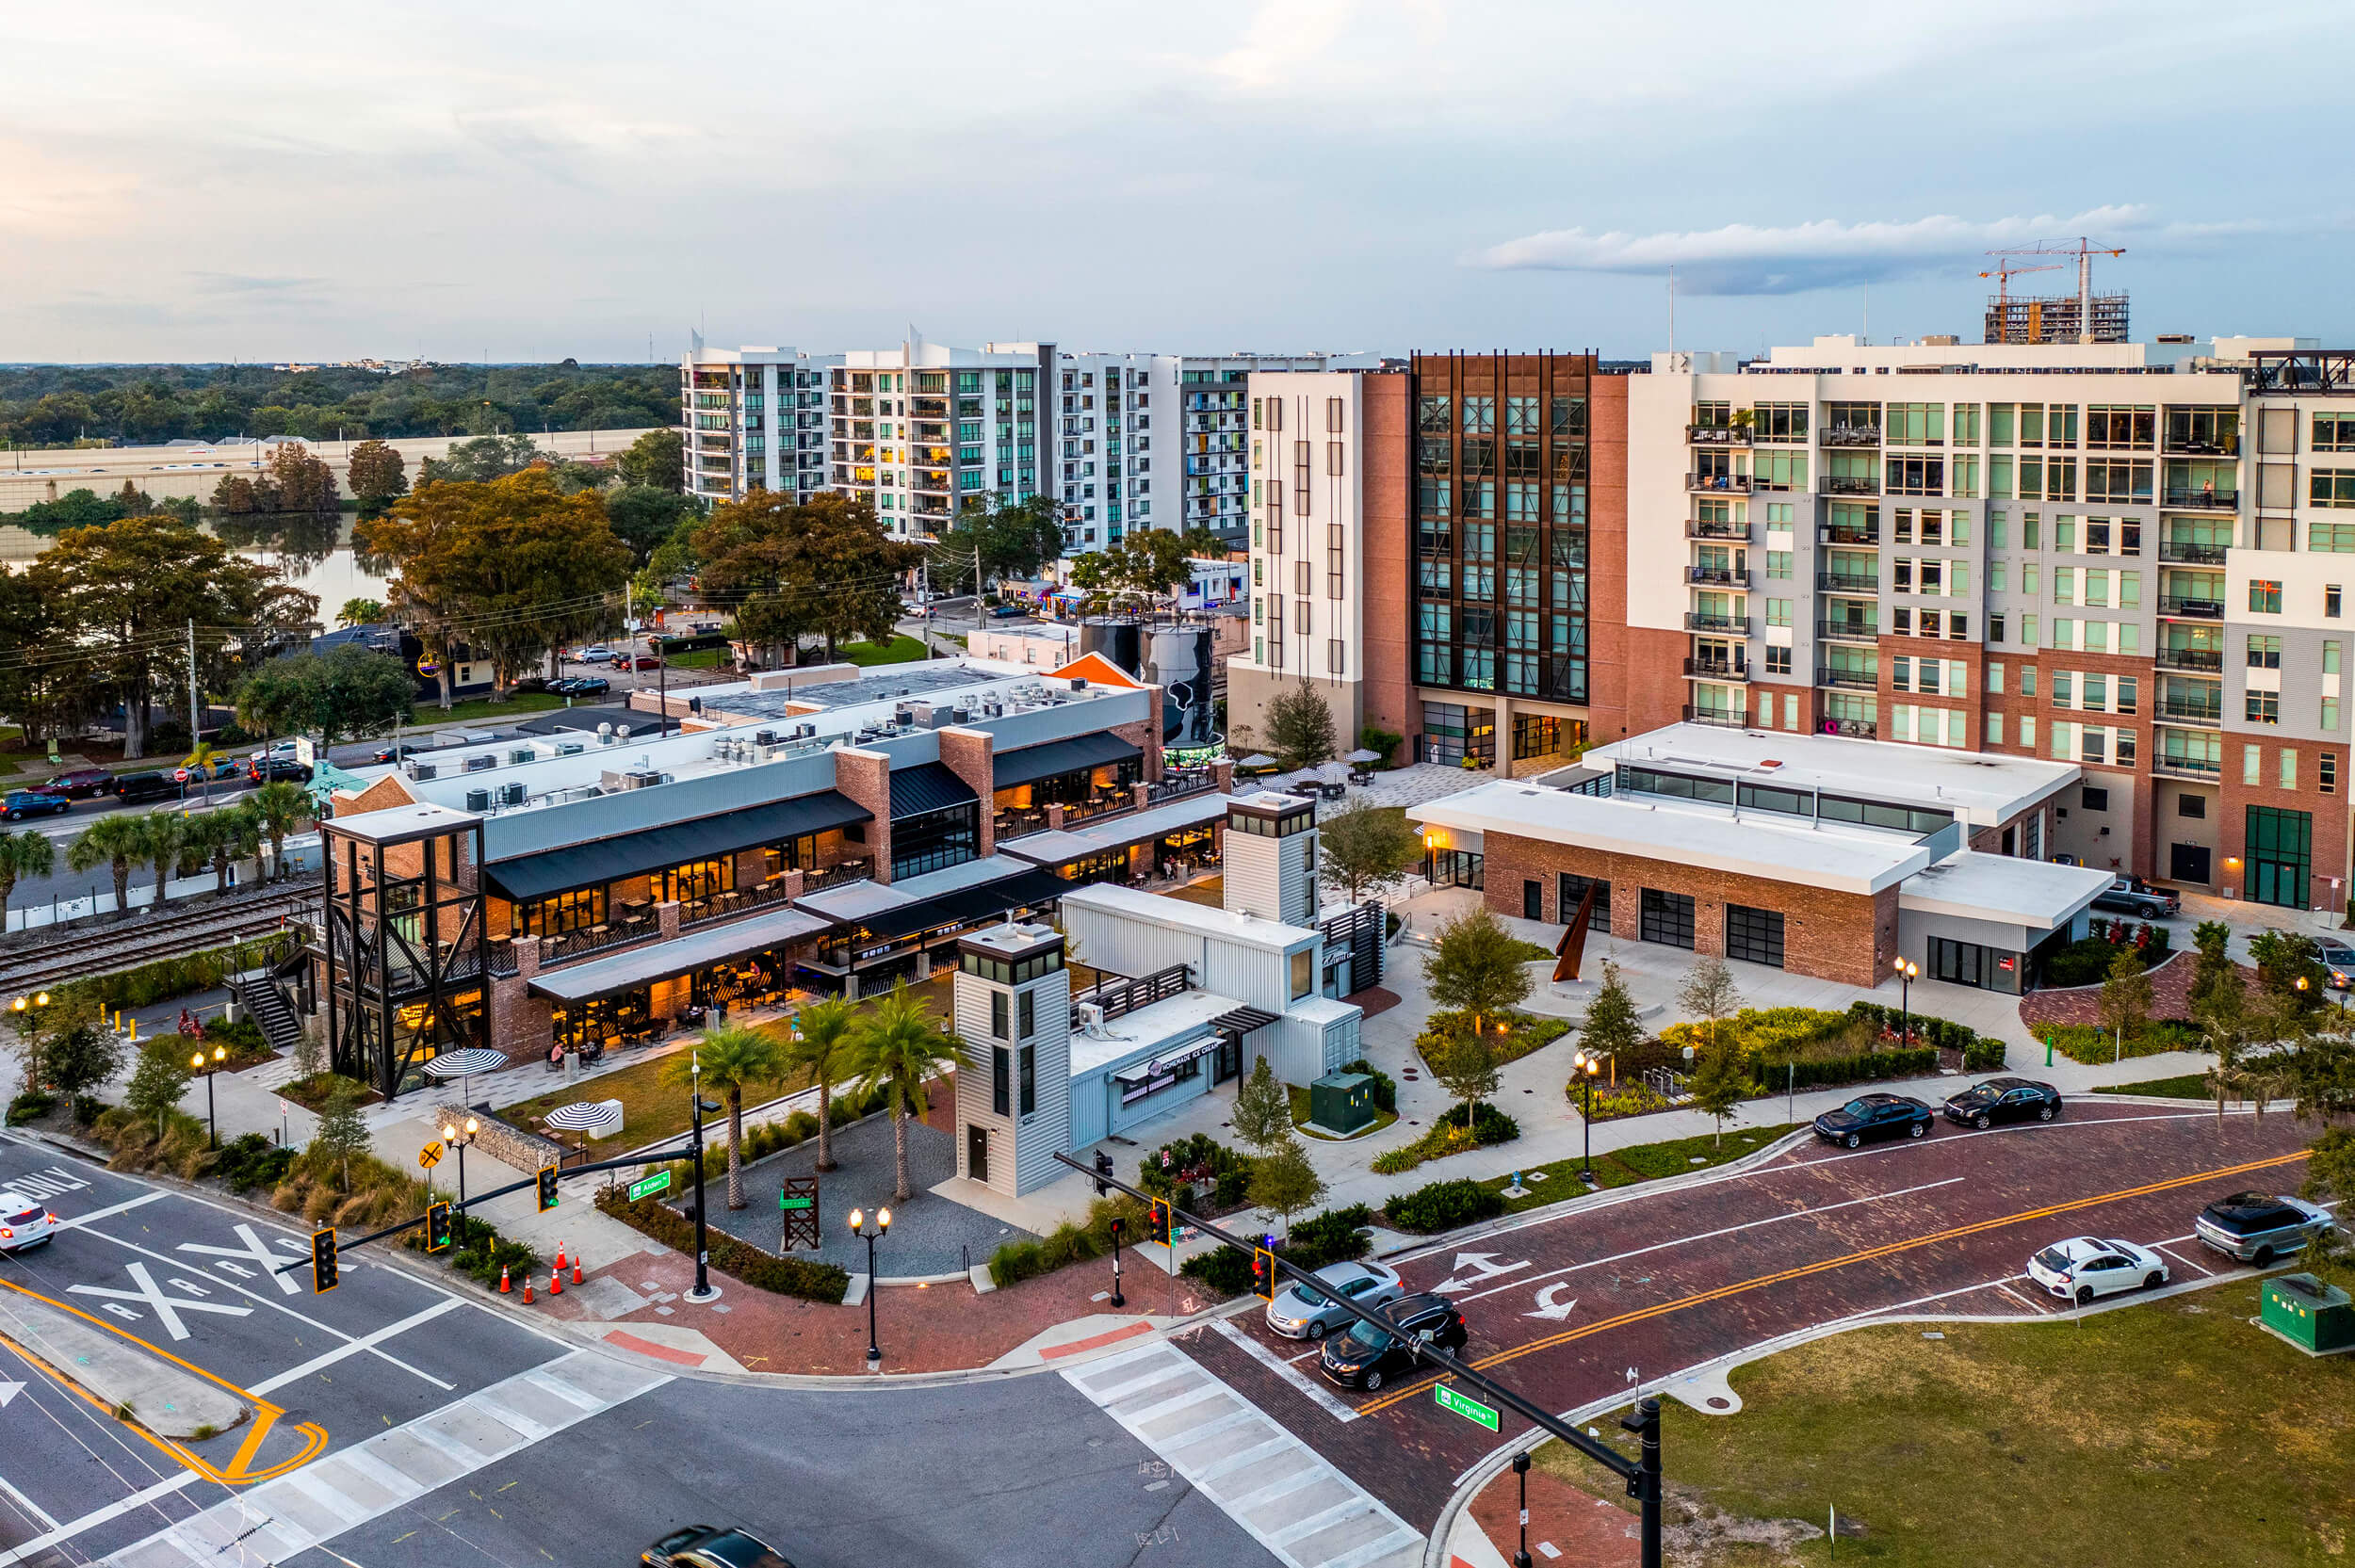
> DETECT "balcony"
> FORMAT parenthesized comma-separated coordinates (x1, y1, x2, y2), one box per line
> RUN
(1686, 473, 1752, 493)
(1686, 566, 1752, 589)
(2156, 646, 2224, 672)
(1816, 620, 1880, 643)
(538, 914, 660, 966)
(1685, 518, 1752, 542)
(680, 875, 800, 931)
(1687, 424, 1752, 445)
(2158, 697, 2223, 727)
(1684, 611, 1752, 635)
(2163, 486, 2238, 509)
(1146, 768, 1219, 806)
(2152, 753, 2223, 781)
(1815, 571, 1879, 593)
(2159, 595, 2225, 620)
(1681, 705, 1751, 730)
(1816, 668, 1877, 690)
(1821, 426, 1883, 447)
(804, 857, 874, 893)
(1683, 657, 1750, 682)
(1818, 524, 1879, 546)
(2159, 540, 2228, 565)
(2165, 437, 2239, 457)
(1822, 475, 1879, 497)
(1819, 718, 1877, 739)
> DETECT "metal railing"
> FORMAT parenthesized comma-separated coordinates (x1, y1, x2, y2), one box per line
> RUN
(1072, 962, 1191, 1023)
(803, 858, 873, 893)
(537, 917, 658, 966)
(1815, 668, 1877, 690)
(1683, 658, 1749, 681)
(1816, 620, 1880, 642)
(1821, 426, 1882, 446)
(2157, 647, 2224, 671)
(1686, 425, 1751, 445)
(2166, 438, 2239, 457)
(2158, 698, 2223, 725)
(1818, 525, 1879, 546)
(2153, 753, 2223, 779)
(1820, 718, 1878, 739)
(681, 875, 797, 930)
(1815, 571, 1878, 593)
(486, 937, 518, 977)
(1146, 769, 1218, 806)
(1681, 705, 1750, 730)
(2159, 595, 2225, 619)
(1821, 475, 1879, 496)
(2159, 541, 2228, 565)
(1685, 567, 1752, 588)
(1683, 612, 1752, 634)
(2163, 486, 2237, 509)
(1684, 519, 1751, 541)
(1685, 473, 1752, 493)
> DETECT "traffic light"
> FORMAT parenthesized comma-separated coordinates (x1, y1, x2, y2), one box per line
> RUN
(424, 1201, 451, 1253)
(1250, 1248, 1275, 1301)
(1093, 1150, 1113, 1197)
(1146, 1199, 1171, 1246)
(310, 1228, 339, 1293)
(1108, 1214, 1125, 1245)
(536, 1164, 560, 1212)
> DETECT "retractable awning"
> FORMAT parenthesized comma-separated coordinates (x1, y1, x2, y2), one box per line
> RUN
(992, 732, 1144, 789)
(484, 791, 871, 904)
(526, 903, 836, 1003)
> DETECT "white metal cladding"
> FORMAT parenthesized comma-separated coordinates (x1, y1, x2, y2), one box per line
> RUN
(1013, 971, 1074, 1195)
(1224, 822, 1318, 926)
(1197, 934, 1302, 1017)
(950, 965, 1075, 1197)
(1063, 900, 1200, 990)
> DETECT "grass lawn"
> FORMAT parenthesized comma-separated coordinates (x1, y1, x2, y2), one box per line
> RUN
(1287, 1082, 1398, 1141)
(1540, 1261, 2355, 1565)
(1478, 1123, 1799, 1214)
(839, 636, 929, 668)
(2095, 1073, 2213, 1099)
(502, 1045, 816, 1152)
(664, 648, 723, 670)
(412, 692, 567, 727)
(1162, 876, 1226, 909)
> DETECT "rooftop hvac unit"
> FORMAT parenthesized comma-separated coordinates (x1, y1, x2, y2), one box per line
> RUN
(1070, 677, 1087, 690)
(556, 742, 584, 756)
(407, 761, 438, 781)
(464, 754, 495, 771)
(793, 722, 816, 738)
(616, 724, 632, 740)
(464, 788, 491, 812)
(1076, 1002, 1106, 1036)
(509, 748, 535, 765)
(499, 783, 528, 806)
(755, 730, 777, 746)
(597, 722, 612, 736)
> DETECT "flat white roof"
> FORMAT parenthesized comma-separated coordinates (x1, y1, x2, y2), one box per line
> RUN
(1067, 991, 1241, 1078)
(1583, 723, 2078, 827)
(1900, 852, 2114, 931)
(323, 801, 479, 844)
(1061, 881, 1318, 951)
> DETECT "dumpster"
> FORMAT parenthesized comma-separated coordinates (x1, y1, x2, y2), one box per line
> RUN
(1308, 1072, 1376, 1136)
(2259, 1272, 2355, 1354)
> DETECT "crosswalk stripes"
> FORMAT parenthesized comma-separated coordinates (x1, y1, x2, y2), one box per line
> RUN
(1064, 1341, 1422, 1568)
(98, 1350, 672, 1567)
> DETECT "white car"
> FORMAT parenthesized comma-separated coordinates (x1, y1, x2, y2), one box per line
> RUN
(2025, 1236, 2169, 1304)
(1265, 1260, 1404, 1339)
(577, 644, 613, 663)
(0, 1190, 60, 1252)
(248, 740, 300, 763)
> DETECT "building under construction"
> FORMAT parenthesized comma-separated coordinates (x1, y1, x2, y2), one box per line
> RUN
(1983, 291, 2129, 345)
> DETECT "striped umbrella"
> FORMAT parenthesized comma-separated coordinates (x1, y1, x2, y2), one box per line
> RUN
(544, 1099, 624, 1138)
(423, 1046, 510, 1107)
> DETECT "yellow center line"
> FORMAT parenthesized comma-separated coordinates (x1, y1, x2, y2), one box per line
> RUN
(1356, 1149, 2305, 1415)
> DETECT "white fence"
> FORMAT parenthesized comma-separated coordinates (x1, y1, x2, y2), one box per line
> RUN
(5, 834, 321, 932)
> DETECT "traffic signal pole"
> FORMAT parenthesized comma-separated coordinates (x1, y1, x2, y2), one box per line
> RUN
(1052, 1150, 1664, 1568)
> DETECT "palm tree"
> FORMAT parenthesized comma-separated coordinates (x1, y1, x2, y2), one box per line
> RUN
(0, 829, 55, 929)
(780, 998, 858, 1172)
(248, 782, 311, 881)
(191, 807, 260, 897)
(663, 1024, 788, 1209)
(852, 982, 962, 1202)
(136, 811, 187, 908)
(66, 815, 144, 918)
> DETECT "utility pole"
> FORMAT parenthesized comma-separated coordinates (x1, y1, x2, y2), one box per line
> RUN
(186, 619, 208, 806)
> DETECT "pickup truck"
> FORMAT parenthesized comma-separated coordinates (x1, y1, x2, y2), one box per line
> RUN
(2090, 874, 2181, 920)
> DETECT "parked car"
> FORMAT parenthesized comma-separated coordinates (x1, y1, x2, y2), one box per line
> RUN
(2025, 1236, 2169, 1304)
(0, 1191, 59, 1253)
(113, 770, 184, 803)
(2316, 940, 2355, 992)
(173, 757, 241, 784)
(988, 603, 1028, 619)
(642, 1527, 793, 1568)
(248, 740, 300, 764)
(2090, 874, 2181, 920)
(577, 644, 613, 663)
(563, 675, 610, 698)
(510, 675, 552, 695)
(42, 767, 115, 800)
(1319, 1292, 1466, 1392)
(372, 741, 419, 764)
(248, 758, 313, 784)
(1941, 1076, 2063, 1129)
(1811, 1092, 1935, 1148)
(631, 654, 663, 671)
(3, 789, 72, 821)
(2194, 1191, 2336, 1265)
(1266, 1261, 1405, 1340)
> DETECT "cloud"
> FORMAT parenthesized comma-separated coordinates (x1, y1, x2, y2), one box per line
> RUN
(1465, 206, 2275, 295)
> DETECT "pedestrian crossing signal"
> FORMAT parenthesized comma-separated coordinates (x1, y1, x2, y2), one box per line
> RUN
(1147, 1199, 1171, 1246)
(1251, 1248, 1275, 1301)
(311, 1228, 339, 1293)
(536, 1164, 560, 1212)
(424, 1202, 452, 1253)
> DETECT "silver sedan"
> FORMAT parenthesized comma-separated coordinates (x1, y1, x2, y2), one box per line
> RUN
(1264, 1261, 1404, 1339)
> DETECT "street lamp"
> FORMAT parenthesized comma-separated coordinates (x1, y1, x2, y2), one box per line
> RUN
(850, 1205, 892, 1366)
(191, 1043, 227, 1150)
(441, 1114, 480, 1249)
(1511, 1451, 1534, 1568)
(1892, 958, 1919, 1046)
(1571, 1049, 1605, 1184)
(683, 1045, 723, 1304)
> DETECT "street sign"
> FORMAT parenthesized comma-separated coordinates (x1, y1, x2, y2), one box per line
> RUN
(627, 1170, 673, 1202)
(1434, 1383, 1500, 1432)
(417, 1140, 443, 1170)
(780, 1175, 820, 1252)
(777, 1195, 813, 1211)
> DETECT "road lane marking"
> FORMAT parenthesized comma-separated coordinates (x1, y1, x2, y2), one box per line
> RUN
(175, 1223, 308, 1297)
(1356, 1148, 2308, 1414)
(249, 1300, 461, 1397)
(1452, 1176, 1968, 1305)
(0, 1473, 197, 1566)
(68, 1262, 252, 1342)
(2155, 1243, 2213, 1277)
(48, 1193, 168, 1231)
(1207, 1317, 1361, 1424)
(1993, 1281, 2052, 1314)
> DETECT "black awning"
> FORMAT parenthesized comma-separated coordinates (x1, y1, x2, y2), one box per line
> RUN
(1211, 1005, 1279, 1037)
(852, 867, 1071, 945)
(992, 731, 1144, 789)
(483, 790, 873, 904)
(889, 762, 979, 818)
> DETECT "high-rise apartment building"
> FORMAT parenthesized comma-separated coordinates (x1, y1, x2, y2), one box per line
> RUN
(831, 341, 1056, 539)
(679, 347, 837, 505)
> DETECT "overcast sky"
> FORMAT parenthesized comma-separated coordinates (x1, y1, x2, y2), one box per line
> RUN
(3, 0, 2346, 364)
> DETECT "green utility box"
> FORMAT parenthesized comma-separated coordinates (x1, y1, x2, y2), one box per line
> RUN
(1308, 1072, 1376, 1135)
(2260, 1272, 2355, 1354)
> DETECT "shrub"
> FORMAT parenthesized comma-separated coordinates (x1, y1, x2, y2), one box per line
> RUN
(1747, 1045, 1938, 1091)
(1417, 1009, 1569, 1069)
(1175, 1203, 1374, 1295)
(66, 934, 303, 1012)
(1370, 1101, 1519, 1174)
(986, 1196, 1147, 1289)
(1180, 1246, 1259, 1295)
(1962, 1036, 2006, 1072)
(6, 1091, 55, 1126)
(213, 1132, 296, 1192)
(1340, 1059, 1398, 1114)
(2038, 1018, 2202, 1064)
(2041, 926, 2171, 988)
(594, 1187, 849, 1302)
(1577, 1081, 1672, 1121)
(1385, 1179, 1506, 1234)
(1137, 1133, 1250, 1211)
(71, 1093, 103, 1126)
(1660, 1006, 1852, 1060)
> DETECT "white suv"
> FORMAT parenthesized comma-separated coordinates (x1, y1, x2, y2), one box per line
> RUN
(0, 1191, 60, 1253)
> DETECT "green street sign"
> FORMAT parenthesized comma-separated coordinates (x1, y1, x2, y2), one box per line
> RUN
(626, 1171, 673, 1202)
(778, 1195, 813, 1212)
(1434, 1383, 1500, 1432)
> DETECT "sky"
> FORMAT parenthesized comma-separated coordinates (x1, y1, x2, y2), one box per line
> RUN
(1, 0, 2347, 364)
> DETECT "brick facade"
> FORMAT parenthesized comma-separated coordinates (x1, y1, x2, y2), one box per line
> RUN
(2220, 736, 2349, 913)
(831, 748, 894, 883)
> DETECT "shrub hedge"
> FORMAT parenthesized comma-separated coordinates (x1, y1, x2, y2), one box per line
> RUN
(1370, 1101, 1519, 1175)
(1340, 1059, 1398, 1113)
(1417, 1009, 1569, 1068)
(68, 933, 303, 1012)
(1138, 1132, 1251, 1214)
(1176, 1203, 1374, 1296)
(6, 1091, 55, 1126)
(1384, 1179, 1506, 1233)
(594, 1187, 850, 1302)
(986, 1196, 1148, 1289)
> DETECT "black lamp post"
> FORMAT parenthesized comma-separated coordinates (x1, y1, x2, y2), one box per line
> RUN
(1511, 1451, 1533, 1568)
(1892, 958, 1919, 1045)
(441, 1114, 479, 1249)
(686, 1050, 723, 1303)
(191, 1043, 227, 1150)
(1108, 1214, 1126, 1309)
(1572, 1049, 1604, 1184)
(851, 1205, 891, 1366)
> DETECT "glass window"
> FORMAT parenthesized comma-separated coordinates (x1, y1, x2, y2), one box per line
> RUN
(1290, 947, 1313, 1000)
(1638, 888, 1697, 949)
(2249, 579, 2282, 614)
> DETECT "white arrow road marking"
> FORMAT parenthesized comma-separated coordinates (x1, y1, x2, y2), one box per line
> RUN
(176, 1222, 304, 1295)
(68, 1262, 253, 1342)
(0, 1380, 22, 1408)
(1433, 1252, 1530, 1293)
(1524, 1283, 1579, 1321)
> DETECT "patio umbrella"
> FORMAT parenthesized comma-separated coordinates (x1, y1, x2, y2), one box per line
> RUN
(544, 1099, 624, 1138)
(423, 1046, 509, 1107)
(1238, 753, 1277, 769)
(1319, 761, 1350, 784)
(1344, 748, 1382, 764)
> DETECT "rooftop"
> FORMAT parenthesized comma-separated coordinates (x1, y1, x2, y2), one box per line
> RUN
(1899, 851, 2113, 930)
(1060, 881, 1319, 951)
(1067, 990, 1241, 1078)
(999, 793, 1238, 866)
(321, 801, 480, 846)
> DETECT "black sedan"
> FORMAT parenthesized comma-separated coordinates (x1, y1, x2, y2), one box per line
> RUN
(554, 675, 610, 697)
(1942, 1076, 2062, 1129)
(642, 1526, 793, 1568)
(1812, 1092, 1935, 1148)
(1318, 1292, 1467, 1392)
(248, 758, 314, 784)
(3, 789, 72, 821)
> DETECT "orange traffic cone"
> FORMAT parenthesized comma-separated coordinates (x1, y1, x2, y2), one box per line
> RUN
(548, 1266, 563, 1298)
(523, 1273, 535, 1303)
(498, 1264, 512, 1294)
(571, 1254, 583, 1285)
(555, 1242, 568, 1273)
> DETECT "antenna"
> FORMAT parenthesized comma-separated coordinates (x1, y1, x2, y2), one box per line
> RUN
(1666, 267, 1676, 354)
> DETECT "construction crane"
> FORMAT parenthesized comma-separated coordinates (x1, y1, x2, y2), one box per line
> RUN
(1982, 238, 2127, 345)
(1978, 258, 2062, 315)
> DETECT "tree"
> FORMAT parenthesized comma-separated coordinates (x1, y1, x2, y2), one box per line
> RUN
(1677, 956, 1742, 1059)
(934, 494, 1067, 594)
(125, 1039, 191, 1136)
(419, 433, 546, 484)
(235, 643, 414, 744)
(1579, 960, 1644, 1069)
(1066, 529, 1194, 614)
(1263, 682, 1339, 770)
(1687, 1039, 1749, 1147)
(346, 439, 408, 514)
(67, 814, 145, 917)
(0, 828, 56, 926)
(309, 1080, 371, 1189)
(665, 1024, 788, 1210)
(2097, 945, 2153, 1051)
(688, 492, 921, 663)
(1230, 1058, 1292, 1150)
(852, 982, 962, 1201)
(1425, 1030, 1501, 1130)
(2303, 1126, 2355, 1252)
(606, 485, 699, 568)
(337, 598, 388, 628)
(2187, 920, 2239, 1015)
(779, 998, 859, 1172)
(1422, 906, 1533, 1038)
(38, 1021, 125, 1097)
(187, 807, 259, 897)
(2249, 929, 2328, 1012)
(614, 428, 685, 493)
(247, 782, 312, 880)
(135, 811, 187, 906)
(1318, 803, 1421, 904)
(1249, 1138, 1326, 1241)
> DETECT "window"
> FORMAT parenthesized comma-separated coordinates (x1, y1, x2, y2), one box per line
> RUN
(1725, 905, 1786, 969)
(2245, 744, 2263, 785)
(991, 1045, 1011, 1115)
(1290, 947, 1313, 1000)
(1988, 712, 2005, 745)
(2280, 750, 2299, 789)
(2249, 635, 2282, 669)
(2311, 471, 2355, 509)
(1639, 888, 1696, 949)
(2327, 754, 2340, 794)
(990, 991, 1009, 1040)
(1765, 550, 1793, 579)
(1765, 645, 1793, 675)
(2250, 579, 2282, 614)
(2082, 786, 2109, 812)
(1019, 1044, 1036, 1116)
(2331, 587, 2345, 619)
(1558, 873, 1610, 925)
(1018, 990, 1035, 1039)
(2179, 793, 2205, 819)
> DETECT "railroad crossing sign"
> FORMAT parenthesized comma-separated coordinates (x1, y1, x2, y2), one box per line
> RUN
(1434, 1383, 1500, 1432)
(417, 1140, 444, 1171)
(780, 1175, 820, 1252)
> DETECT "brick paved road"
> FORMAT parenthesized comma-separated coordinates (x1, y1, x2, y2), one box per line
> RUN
(1163, 1101, 2314, 1530)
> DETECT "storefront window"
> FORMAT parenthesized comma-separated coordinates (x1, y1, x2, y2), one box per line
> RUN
(515, 886, 607, 938)
(664, 857, 736, 907)
(892, 803, 980, 880)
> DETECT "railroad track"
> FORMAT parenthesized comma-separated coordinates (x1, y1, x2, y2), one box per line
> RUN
(0, 884, 319, 994)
